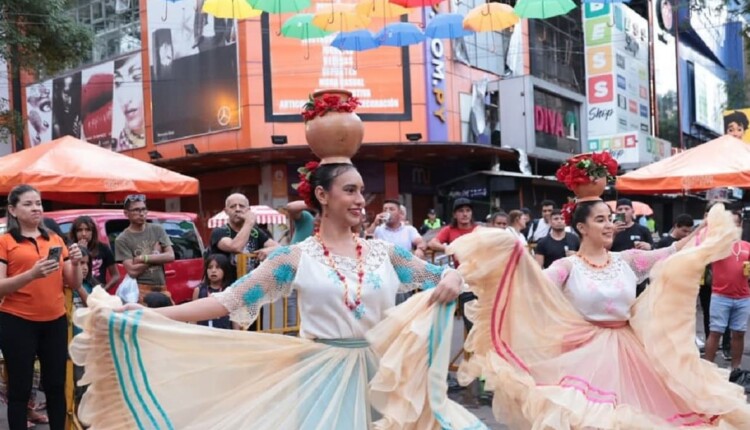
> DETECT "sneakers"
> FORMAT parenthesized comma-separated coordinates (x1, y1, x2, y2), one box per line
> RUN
(722, 350, 732, 361)
(695, 336, 705, 352)
(729, 368, 744, 383)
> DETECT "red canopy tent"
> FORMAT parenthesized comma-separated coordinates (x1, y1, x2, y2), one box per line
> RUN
(616, 135, 750, 194)
(0, 136, 199, 204)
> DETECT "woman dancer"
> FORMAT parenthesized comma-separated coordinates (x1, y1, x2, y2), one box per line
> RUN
(71, 161, 484, 429)
(452, 196, 750, 428)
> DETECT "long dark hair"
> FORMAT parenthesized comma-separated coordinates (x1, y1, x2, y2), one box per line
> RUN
(309, 163, 357, 214)
(7, 184, 46, 239)
(70, 216, 100, 256)
(571, 200, 608, 237)
(79, 247, 95, 285)
(203, 253, 233, 289)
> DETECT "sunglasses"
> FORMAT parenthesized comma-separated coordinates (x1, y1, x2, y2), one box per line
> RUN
(124, 194, 146, 204)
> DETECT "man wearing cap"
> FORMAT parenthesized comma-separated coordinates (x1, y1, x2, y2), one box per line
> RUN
(419, 209, 443, 235)
(611, 198, 653, 252)
(428, 198, 478, 257)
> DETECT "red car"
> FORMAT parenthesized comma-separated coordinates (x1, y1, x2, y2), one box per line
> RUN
(2, 209, 205, 304)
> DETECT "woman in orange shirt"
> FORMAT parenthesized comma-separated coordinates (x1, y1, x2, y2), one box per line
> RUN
(0, 185, 82, 430)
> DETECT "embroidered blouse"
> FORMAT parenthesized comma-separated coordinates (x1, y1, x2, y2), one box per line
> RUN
(543, 246, 676, 321)
(213, 238, 449, 339)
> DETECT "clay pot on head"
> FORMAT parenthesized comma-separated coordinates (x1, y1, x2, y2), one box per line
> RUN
(304, 90, 364, 164)
(573, 177, 607, 202)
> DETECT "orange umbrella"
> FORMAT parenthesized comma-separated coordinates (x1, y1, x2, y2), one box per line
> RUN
(312, 3, 372, 33)
(616, 135, 750, 194)
(606, 200, 653, 216)
(0, 136, 199, 204)
(463, 3, 519, 33)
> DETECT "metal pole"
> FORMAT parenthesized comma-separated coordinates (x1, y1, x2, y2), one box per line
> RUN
(674, 4, 685, 150)
(647, 0, 659, 136)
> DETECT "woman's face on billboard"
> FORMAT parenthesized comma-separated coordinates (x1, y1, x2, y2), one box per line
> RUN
(114, 56, 144, 134)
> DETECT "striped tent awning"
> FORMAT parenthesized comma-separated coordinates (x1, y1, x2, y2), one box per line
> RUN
(208, 206, 288, 228)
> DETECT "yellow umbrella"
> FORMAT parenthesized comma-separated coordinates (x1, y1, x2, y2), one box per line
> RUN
(355, 0, 409, 19)
(201, 0, 263, 19)
(463, 3, 519, 32)
(312, 3, 372, 32)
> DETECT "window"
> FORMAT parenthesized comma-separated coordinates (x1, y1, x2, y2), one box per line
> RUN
(68, 0, 142, 66)
(528, 11, 585, 94)
(454, 0, 514, 76)
(533, 89, 581, 153)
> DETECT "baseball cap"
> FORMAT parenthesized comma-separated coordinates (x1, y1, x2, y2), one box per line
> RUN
(453, 198, 472, 212)
(616, 198, 633, 208)
(427, 208, 436, 215)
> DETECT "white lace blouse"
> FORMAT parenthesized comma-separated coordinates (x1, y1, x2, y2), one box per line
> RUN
(213, 238, 449, 339)
(543, 246, 676, 321)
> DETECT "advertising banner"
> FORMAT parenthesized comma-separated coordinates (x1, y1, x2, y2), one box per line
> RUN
(723, 108, 750, 142)
(423, 4, 447, 141)
(261, 0, 411, 122)
(147, 0, 241, 143)
(694, 63, 726, 135)
(25, 53, 145, 151)
(583, 3, 650, 137)
(0, 57, 12, 156)
(652, 0, 679, 146)
(587, 131, 671, 168)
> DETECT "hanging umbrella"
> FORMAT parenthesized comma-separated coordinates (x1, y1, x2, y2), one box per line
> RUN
(282, 13, 333, 58)
(247, 0, 311, 13)
(389, 0, 443, 7)
(463, 3, 519, 33)
(330, 30, 381, 70)
(605, 200, 653, 216)
(513, 0, 576, 19)
(375, 22, 426, 46)
(313, 3, 372, 33)
(162, 0, 181, 22)
(202, 0, 263, 19)
(355, 0, 409, 19)
(425, 13, 474, 39)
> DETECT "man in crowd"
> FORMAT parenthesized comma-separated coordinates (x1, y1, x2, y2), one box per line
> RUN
(368, 199, 426, 259)
(210, 193, 278, 283)
(428, 198, 478, 256)
(419, 209, 443, 235)
(611, 198, 653, 252)
(704, 211, 750, 381)
(534, 209, 580, 268)
(115, 194, 175, 304)
(526, 200, 555, 244)
(656, 214, 694, 249)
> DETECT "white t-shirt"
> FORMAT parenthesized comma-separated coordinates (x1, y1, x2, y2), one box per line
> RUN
(528, 218, 551, 242)
(374, 224, 420, 252)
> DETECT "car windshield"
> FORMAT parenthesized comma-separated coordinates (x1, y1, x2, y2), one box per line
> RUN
(103, 218, 203, 260)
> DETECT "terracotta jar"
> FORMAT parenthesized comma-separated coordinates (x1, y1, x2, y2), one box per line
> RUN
(304, 90, 364, 164)
(573, 177, 607, 201)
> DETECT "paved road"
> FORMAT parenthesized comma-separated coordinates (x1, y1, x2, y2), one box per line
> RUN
(3, 312, 746, 430)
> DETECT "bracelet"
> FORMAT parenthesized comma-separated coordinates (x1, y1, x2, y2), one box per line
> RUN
(143, 255, 150, 264)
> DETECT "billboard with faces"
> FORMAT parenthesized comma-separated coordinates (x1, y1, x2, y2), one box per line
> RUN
(25, 53, 145, 151)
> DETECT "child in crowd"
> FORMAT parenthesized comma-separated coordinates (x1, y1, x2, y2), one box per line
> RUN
(192, 254, 234, 329)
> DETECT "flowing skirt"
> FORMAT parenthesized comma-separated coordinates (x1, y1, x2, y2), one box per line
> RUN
(70, 289, 485, 430)
(450, 206, 750, 429)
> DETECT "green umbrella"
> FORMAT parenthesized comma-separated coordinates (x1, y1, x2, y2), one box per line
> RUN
(281, 14, 332, 39)
(281, 13, 333, 59)
(247, 0, 311, 13)
(513, 0, 576, 19)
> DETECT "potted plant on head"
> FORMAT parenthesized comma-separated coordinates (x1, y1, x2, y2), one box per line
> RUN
(556, 152, 619, 223)
(302, 90, 363, 165)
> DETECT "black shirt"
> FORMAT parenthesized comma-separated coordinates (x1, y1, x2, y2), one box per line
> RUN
(209, 224, 271, 282)
(611, 223, 653, 252)
(655, 235, 678, 249)
(535, 233, 580, 268)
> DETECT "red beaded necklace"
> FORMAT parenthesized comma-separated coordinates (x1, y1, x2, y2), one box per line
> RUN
(315, 230, 365, 311)
(576, 252, 611, 269)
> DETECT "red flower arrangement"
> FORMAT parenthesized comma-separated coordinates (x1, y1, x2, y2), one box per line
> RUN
(301, 94, 361, 122)
(561, 199, 577, 226)
(292, 161, 320, 208)
(555, 151, 618, 191)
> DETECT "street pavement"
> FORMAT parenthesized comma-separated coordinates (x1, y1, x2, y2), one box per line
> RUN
(4, 312, 748, 430)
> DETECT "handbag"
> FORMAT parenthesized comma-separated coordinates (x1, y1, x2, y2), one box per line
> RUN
(115, 275, 139, 304)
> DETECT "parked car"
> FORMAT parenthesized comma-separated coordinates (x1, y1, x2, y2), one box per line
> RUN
(0, 209, 205, 304)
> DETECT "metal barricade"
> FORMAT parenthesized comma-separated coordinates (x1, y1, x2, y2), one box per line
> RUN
(237, 252, 301, 335)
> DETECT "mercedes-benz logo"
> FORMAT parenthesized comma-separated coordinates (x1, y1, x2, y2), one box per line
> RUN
(217, 106, 231, 126)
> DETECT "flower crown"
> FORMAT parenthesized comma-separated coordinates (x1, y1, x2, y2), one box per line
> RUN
(301, 94, 361, 122)
(292, 161, 320, 208)
(556, 152, 618, 225)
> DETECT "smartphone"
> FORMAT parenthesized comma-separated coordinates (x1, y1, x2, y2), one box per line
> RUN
(47, 246, 62, 262)
(614, 213, 626, 224)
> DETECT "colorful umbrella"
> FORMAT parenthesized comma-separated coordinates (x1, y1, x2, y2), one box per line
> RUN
(425, 13, 474, 39)
(463, 3, 519, 33)
(375, 22, 425, 46)
(389, 0, 443, 7)
(313, 3, 372, 32)
(281, 13, 333, 59)
(162, 0, 181, 22)
(355, 0, 409, 19)
(247, 0, 311, 13)
(202, 0, 263, 19)
(330, 30, 381, 51)
(513, 0, 577, 19)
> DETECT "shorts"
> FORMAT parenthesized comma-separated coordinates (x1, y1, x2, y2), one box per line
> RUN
(137, 284, 173, 305)
(709, 294, 750, 333)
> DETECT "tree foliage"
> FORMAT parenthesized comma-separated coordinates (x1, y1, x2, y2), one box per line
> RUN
(0, 0, 92, 144)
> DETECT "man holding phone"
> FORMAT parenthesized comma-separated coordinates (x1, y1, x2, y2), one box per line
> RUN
(611, 198, 653, 252)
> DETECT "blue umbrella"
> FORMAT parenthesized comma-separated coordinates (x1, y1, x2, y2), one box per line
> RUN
(330, 30, 381, 51)
(375, 22, 426, 47)
(425, 13, 474, 39)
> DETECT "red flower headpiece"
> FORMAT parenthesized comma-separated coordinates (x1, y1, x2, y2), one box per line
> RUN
(555, 151, 618, 191)
(561, 199, 577, 226)
(301, 94, 361, 122)
(292, 161, 320, 208)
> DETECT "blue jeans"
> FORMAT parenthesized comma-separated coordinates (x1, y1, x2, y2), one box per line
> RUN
(709, 294, 750, 333)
